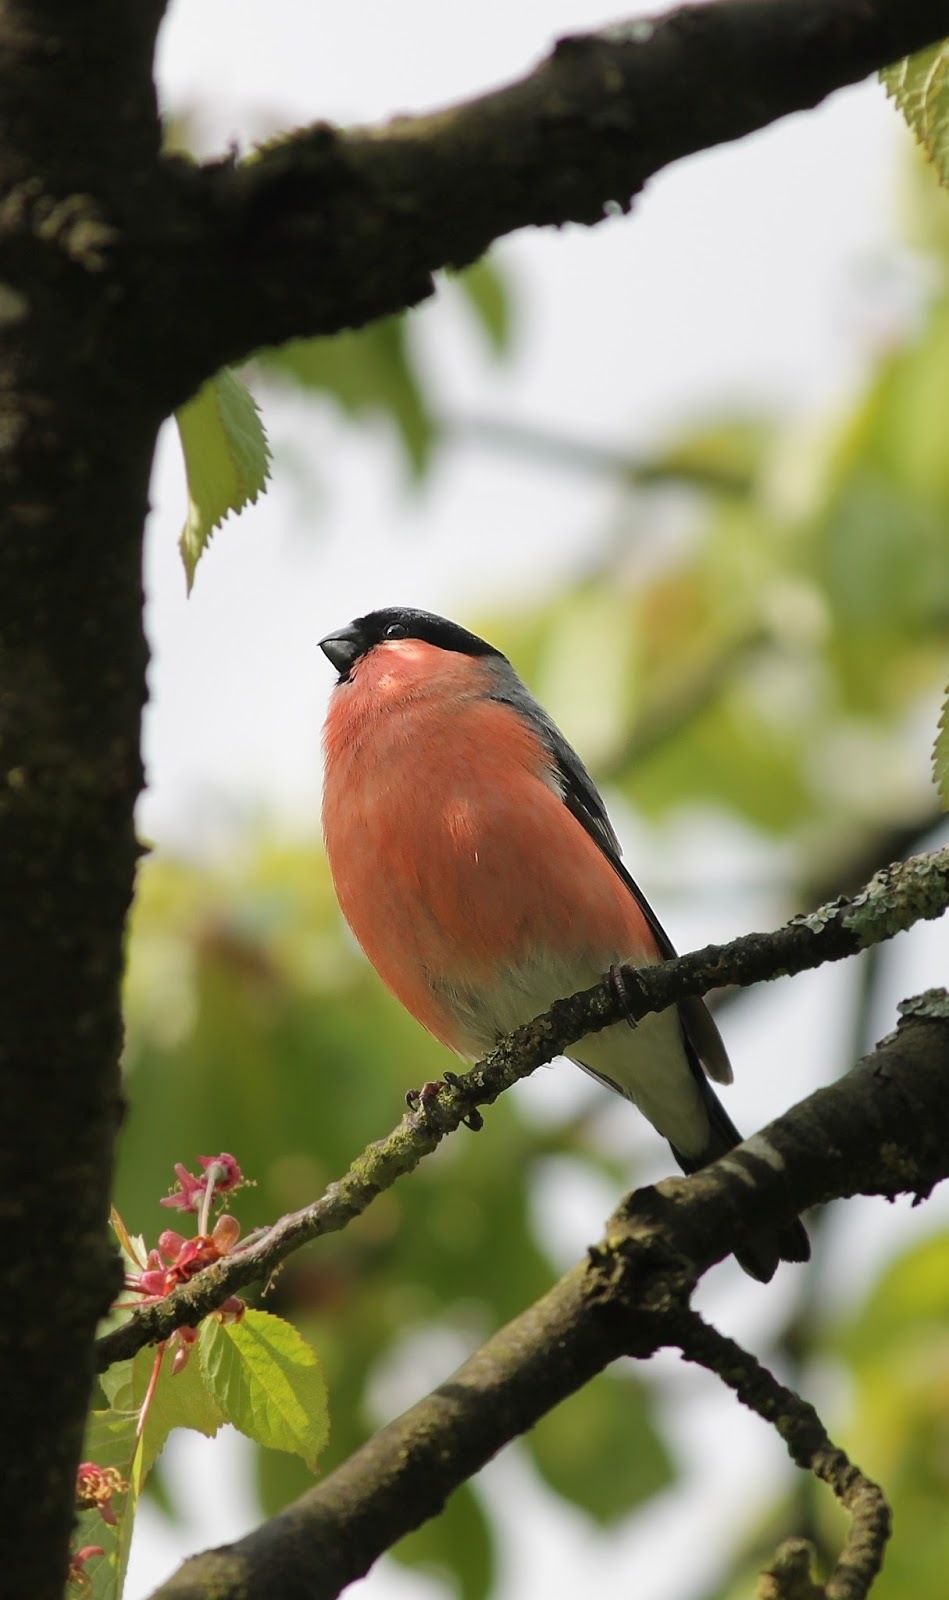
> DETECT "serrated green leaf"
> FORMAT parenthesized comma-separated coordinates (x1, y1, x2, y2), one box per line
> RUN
(449, 257, 511, 355)
(199, 1309, 329, 1469)
(99, 1343, 225, 1478)
(933, 685, 949, 809)
(174, 369, 271, 592)
(527, 1373, 675, 1524)
(882, 44, 949, 188)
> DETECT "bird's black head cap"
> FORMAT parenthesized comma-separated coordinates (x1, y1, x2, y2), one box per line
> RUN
(319, 607, 505, 678)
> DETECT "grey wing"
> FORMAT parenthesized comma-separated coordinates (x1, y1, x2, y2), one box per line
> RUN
(489, 666, 733, 1088)
(561, 746, 734, 1087)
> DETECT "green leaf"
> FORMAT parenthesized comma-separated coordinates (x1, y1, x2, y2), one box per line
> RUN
(934, 685, 949, 809)
(82, 1406, 141, 1477)
(448, 257, 512, 355)
(74, 1410, 142, 1600)
(174, 368, 271, 592)
(527, 1373, 675, 1524)
(113, 1434, 145, 1600)
(99, 1343, 225, 1479)
(263, 317, 434, 475)
(199, 1308, 329, 1468)
(882, 44, 949, 188)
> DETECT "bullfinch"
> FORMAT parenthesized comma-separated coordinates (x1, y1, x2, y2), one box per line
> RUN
(319, 606, 809, 1282)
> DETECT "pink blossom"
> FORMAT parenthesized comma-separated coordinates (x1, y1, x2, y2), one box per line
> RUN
(159, 1153, 244, 1212)
(76, 1461, 126, 1525)
(67, 1545, 105, 1590)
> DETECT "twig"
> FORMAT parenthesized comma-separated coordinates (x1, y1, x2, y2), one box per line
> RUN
(676, 1312, 890, 1600)
(452, 415, 755, 495)
(599, 631, 770, 775)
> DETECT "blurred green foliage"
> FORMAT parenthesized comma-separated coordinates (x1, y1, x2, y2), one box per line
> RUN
(118, 153, 949, 1597)
(826, 1232, 949, 1600)
(477, 278, 949, 847)
(257, 257, 513, 475)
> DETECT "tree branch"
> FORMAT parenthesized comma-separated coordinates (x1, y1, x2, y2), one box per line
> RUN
(96, 844, 949, 1369)
(677, 1314, 889, 1600)
(151, 0, 949, 404)
(452, 414, 756, 494)
(148, 999, 949, 1600)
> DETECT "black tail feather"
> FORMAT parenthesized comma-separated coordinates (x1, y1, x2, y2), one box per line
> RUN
(673, 1077, 810, 1284)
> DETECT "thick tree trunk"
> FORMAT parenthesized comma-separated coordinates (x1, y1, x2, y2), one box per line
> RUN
(0, 4, 163, 1593)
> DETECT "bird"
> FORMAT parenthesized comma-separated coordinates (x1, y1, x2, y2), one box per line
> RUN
(319, 606, 809, 1282)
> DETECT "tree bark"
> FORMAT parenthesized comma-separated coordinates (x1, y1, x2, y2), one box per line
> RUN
(148, 0, 949, 400)
(0, 5, 165, 1593)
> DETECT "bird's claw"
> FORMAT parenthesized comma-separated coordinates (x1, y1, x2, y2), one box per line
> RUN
(608, 963, 639, 1030)
(405, 1071, 484, 1131)
(405, 1079, 442, 1111)
(443, 1070, 484, 1130)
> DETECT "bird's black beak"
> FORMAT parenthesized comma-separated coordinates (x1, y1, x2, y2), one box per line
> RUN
(319, 623, 363, 677)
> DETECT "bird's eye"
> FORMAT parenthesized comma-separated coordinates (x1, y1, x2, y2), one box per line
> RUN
(384, 622, 408, 640)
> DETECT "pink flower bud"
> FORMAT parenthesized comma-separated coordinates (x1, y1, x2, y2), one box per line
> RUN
(199, 1152, 243, 1191)
(212, 1213, 241, 1252)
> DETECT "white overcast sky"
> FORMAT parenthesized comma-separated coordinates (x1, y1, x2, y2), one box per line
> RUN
(126, 5, 948, 1599)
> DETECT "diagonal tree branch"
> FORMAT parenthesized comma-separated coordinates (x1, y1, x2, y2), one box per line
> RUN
(150, 0, 949, 404)
(96, 844, 949, 1370)
(147, 998, 949, 1600)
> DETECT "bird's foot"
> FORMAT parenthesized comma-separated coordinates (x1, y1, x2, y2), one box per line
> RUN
(444, 1070, 484, 1131)
(608, 962, 639, 1030)
(405, 1072, 484, 1131)
(405, 1079, 442, 1111)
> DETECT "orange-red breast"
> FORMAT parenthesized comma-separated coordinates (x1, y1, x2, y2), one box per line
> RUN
(320, 607, 808, 1281)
